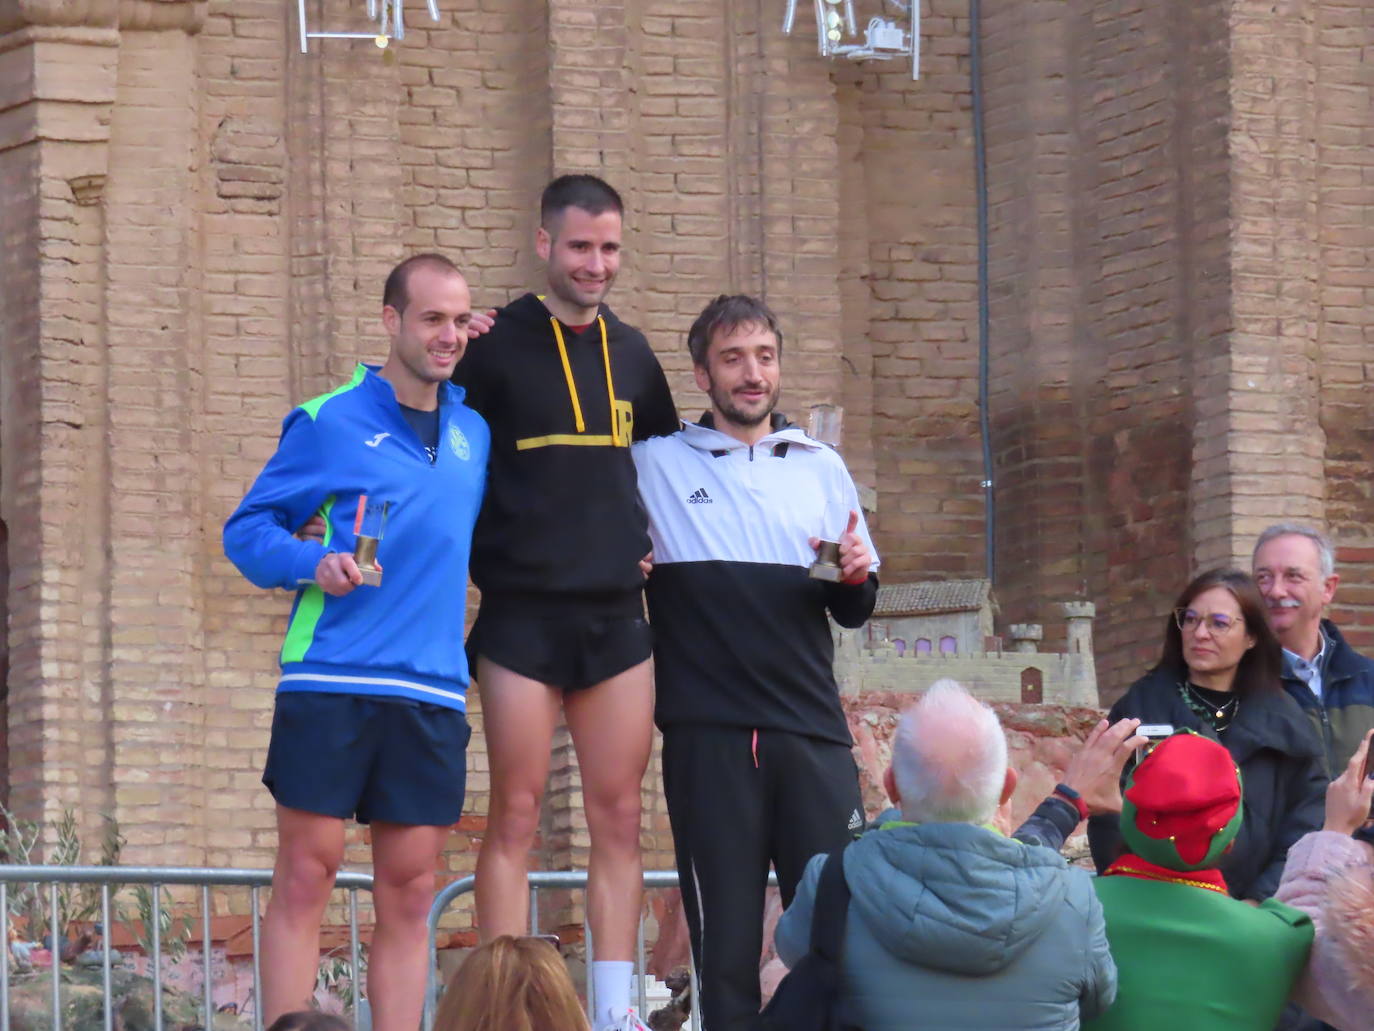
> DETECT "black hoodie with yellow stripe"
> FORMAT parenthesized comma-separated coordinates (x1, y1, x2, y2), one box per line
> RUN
(453, 292, 678, 601)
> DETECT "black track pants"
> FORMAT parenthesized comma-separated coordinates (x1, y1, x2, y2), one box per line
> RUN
(661, 725, 863, 1031)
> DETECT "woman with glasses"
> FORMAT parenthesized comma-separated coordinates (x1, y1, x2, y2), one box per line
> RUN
(1087, 567, 1327, 900)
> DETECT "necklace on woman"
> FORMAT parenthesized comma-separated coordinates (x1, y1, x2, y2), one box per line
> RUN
(1180, 681, 1239, 730)
(1187, 682, 1237, 719)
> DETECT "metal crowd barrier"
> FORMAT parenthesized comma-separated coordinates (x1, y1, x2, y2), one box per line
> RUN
(0, 865, 374, 1031)
(0, 865, 780, 1031)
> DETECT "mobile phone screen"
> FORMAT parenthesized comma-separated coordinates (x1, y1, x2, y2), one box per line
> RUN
(1361, 743, 1374, 817)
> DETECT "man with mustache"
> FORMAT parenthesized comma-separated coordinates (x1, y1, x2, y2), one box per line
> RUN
(1252, 524, 1374, 779)
(632, 294, 879, 1030)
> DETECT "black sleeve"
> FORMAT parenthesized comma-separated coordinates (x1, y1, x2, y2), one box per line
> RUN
(634, 350, 679, 440)
(1014, 796, 1080, 852)
(825, 572, 878, 629)
(1086, 691, 1133, 873)
(1249, 752, 1328, 901)
(1087, 812, 1123, 874)
(452, 334, 494, 417)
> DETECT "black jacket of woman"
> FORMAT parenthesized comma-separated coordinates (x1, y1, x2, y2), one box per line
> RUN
(1088, 667, 1328, 900)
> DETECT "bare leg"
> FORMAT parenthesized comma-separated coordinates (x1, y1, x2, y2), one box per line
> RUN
(473, 657, 562, 939)
(367, 822, 451, 1031)
(565, 659, 654, 960)
(260, 805, 346, 1024)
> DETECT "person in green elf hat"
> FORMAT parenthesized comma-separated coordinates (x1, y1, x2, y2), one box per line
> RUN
(1084, 730, 1314, 1031)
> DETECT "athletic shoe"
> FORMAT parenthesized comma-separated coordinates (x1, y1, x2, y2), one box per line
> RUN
(600, 1007, 650, 1031)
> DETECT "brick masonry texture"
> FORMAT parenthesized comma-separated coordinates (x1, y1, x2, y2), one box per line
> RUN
(1, 0, 1373, 938)
(979, 0, 1373, 700)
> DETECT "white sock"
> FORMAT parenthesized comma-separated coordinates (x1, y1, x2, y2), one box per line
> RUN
(592, 959, 635, 1027)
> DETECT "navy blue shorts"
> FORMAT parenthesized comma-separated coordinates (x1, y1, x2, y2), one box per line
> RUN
(262, 692, 471, 827)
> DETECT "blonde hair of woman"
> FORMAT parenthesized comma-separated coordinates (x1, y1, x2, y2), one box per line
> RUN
(434, 935, 590, 1031)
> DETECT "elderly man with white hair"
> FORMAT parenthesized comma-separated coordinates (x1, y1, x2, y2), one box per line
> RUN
(1253, 522, 1374, 779)
(774, 680, 1118, 1031)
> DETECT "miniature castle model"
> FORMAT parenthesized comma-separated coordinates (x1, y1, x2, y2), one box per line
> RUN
(835, 579, 1099, 708)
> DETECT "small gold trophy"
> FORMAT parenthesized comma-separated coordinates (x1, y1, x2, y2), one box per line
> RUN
(809, 538, 844, 582)
(353, 495, 390, 587)
(807, 405, 846, 583)
(809, 498, 849, 583)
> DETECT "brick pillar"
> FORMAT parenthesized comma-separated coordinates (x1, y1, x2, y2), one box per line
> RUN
(981, 0, 1231, 700)
(0, 0, 212, 855)
(199, 0, 299, 869)
(1191, 0, 1324, 571)
(837, 0, 983, 579)
(102, 16, 208, 862)
(834, 91, 876, 501)
(1316, 0, 1374, 651)
(0, 10, 121, 838)
(982, 0, 1089, 645)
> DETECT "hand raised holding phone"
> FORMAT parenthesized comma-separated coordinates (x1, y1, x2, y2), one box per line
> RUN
(1322, 729, 1374, 836)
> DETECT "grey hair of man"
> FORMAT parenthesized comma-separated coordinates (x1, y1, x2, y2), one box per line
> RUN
(1253, 523, 1335, 579)
(891, 679, 1009, 825)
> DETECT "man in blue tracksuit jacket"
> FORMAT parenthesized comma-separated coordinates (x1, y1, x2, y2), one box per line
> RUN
(223, 253, 489, 1031)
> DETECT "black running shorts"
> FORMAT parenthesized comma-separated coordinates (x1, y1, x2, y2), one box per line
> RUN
(466, 591, 652, 692)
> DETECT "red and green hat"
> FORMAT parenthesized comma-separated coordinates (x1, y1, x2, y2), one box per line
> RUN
(1120, 730, 1243, 872)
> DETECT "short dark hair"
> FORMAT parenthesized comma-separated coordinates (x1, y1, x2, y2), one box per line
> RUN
(540, 175, 623, 234)
(1152, 567, 1282, 697)
(266, 1012, 350, 1031)
(686, 294, 784, 366)
(383, 253, 460, 314)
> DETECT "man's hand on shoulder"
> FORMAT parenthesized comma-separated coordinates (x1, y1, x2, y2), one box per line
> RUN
(468, 308, 498, 337)
(297, 515, 327, 543)
(315, 552, 369, 597)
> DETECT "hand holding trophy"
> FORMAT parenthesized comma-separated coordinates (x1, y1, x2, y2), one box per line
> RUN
(808, 498, 849, 582)
(806, 404, 849, 583)
(353, 495, 391, 587)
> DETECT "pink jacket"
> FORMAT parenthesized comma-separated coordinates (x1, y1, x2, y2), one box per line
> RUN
(1275, 830, 1374, 1031)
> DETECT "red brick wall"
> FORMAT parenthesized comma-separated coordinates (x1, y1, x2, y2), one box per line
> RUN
(1317, 1, 1374, 655)
(982, 0, 1233, 703)
(836, 0, 986, 581)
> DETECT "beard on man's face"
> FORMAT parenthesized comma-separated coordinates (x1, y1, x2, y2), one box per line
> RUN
(707, 376, 779, 429)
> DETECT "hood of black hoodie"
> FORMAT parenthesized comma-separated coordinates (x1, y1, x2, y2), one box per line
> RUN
(498, 291, 624, 334)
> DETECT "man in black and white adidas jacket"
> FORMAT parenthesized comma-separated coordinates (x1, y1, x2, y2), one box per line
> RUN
(633, 294, 879, 1031)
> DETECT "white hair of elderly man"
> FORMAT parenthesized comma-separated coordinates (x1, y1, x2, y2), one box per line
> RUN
(888, 678, 1010, 826)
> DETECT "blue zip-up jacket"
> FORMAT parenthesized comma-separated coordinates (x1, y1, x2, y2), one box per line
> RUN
(223, 364, 489, 711)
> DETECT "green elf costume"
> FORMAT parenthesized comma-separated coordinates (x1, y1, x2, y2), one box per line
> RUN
(1083, 731, 1313, 1031)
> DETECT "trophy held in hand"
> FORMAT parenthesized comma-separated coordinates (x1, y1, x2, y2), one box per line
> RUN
(353, 495, 391, 587)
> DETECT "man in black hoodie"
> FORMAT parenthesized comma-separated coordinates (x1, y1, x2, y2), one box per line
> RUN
(453, 175, 677, 1031)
